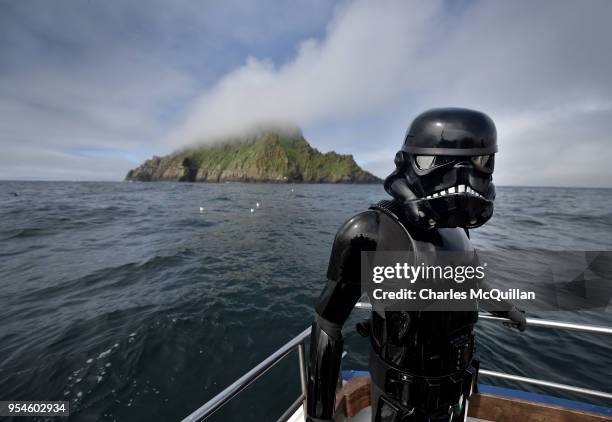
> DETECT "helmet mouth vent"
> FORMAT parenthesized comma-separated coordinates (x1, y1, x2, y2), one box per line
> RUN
(421, 184, 483, 199)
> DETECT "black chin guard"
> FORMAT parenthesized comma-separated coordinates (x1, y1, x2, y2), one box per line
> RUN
(407, 192, 494, 229)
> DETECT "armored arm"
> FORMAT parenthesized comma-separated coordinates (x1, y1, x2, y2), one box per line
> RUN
(306, 211, 379, 422)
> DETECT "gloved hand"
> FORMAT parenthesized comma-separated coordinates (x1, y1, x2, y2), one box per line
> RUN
(504, 306, 527, 332)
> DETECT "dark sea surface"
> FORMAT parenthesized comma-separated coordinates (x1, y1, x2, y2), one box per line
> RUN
(1, 181, 611, 421)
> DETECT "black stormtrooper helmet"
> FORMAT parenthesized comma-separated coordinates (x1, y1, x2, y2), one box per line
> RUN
(384, 107, 497, 229)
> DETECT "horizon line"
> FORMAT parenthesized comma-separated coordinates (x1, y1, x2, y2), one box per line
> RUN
(1, 179, 611, 190)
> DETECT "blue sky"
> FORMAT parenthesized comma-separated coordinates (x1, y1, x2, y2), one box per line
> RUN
(1, 0, 611, 186)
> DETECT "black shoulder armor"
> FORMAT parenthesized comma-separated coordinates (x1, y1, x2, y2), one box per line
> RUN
(326, 210, 380, 282)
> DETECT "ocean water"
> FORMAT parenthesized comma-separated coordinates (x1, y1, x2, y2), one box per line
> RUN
(1, 181, 611, 421)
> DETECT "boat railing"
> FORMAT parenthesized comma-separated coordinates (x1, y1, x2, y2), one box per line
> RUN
(182, 302, 612, 422)
(181, 327, 311, 422)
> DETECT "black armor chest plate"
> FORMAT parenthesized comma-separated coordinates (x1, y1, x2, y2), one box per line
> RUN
(369, 200, 478, 376)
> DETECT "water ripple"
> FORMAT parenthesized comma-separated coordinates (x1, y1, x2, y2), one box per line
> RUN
(0, 182, 611, 421)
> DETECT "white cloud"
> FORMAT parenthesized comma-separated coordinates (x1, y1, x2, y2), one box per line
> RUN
(1, 0, 611, 185)
(168, 0, 441, 144)
(0, 146, 135, 181)
(0, 0, 337, 180)
(168, 0, 612, 187)
(0, 57, 195, 150)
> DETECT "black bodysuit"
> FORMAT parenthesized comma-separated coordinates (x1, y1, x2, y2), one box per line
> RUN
(307, 200, 483, 422)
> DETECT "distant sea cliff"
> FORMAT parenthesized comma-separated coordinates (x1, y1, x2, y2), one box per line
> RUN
(125, 127, 381, 184)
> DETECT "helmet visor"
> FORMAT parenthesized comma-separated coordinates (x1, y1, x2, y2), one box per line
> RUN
(414, 154, 494, 172)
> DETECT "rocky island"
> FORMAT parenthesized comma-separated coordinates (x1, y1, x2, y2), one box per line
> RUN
(125, 127, 381, 183)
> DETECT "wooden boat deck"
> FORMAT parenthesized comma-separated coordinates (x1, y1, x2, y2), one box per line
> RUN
(289, 376, 612, 422)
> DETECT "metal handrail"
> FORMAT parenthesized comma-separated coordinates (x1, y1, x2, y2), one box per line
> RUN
(479, 370, 612, 400)
(355, 301, 612, 335)
(183, 303, 612, 421)
(275, 395, 305, 422)
(479, 314, 612, 335)
(182, 327, 311, 422)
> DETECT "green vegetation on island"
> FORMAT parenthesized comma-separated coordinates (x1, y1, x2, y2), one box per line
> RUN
(125, 127, 381, 184)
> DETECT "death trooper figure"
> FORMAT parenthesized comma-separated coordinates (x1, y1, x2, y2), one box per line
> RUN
(306, 108, 526, 422)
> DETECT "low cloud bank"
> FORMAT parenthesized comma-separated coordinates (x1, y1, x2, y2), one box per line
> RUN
(168, 0, 612, 186)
